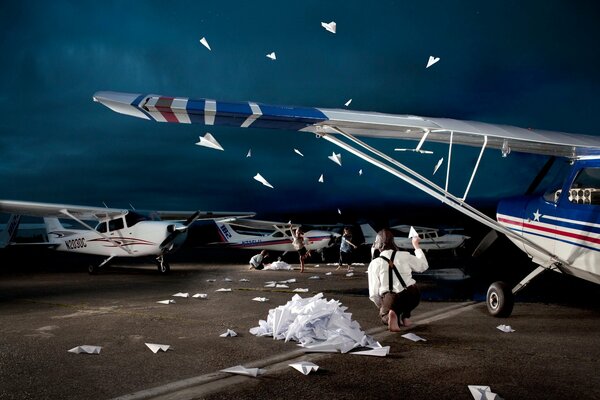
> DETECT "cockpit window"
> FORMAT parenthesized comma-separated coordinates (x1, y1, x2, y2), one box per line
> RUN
(108, 217, 125, 231)
(568, 168, 600, 205)
(125, 211, 149, 228)
(542, 159, 572, 203)
(96, 222, 107, 233)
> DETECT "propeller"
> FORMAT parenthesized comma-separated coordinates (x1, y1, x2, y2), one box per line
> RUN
(159, 211, 201, 252)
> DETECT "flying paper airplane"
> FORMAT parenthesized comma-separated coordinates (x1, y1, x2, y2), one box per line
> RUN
(195, 133, 224, 151)
(68, 345, 102, 354)
(145, 343, 170, 353)
(253, 173, 274, 189)
(318, 174, 324, 183)
(328, 152, 342, 166)
(496, 324, 515, 333)
(192, 293, 208, 299)
(157, 299, 175, 304)
(199, 37, 211, 51)
(246, 148, 252, 157)
(289, 361, 319, 375)
(350, 346, 390, 357)
(294, 148, 304, 157)
(426, 55, 440, 68)
(221, 365, 265, 377)
(321, 21, 336, 34)
(337, 208, 341, 215)
(401, 333, 426, 342)
(172, 292, 189, 298)
(266, 52, 276, 60)
(433, 157, 444, 175)
(344, 98, 352, 107)
(220, 329, 238, 337)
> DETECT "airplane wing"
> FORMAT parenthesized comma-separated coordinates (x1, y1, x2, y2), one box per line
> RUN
(218, 218, 299, 231)
(0, 200, 127, 220)
(155, 211, 255, 221)
(94, 91, 600, 159)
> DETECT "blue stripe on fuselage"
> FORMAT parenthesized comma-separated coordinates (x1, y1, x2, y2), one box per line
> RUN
(215, 101, 252, 127)
(186, 99, 206, 124)
(251, 103, 328, 131)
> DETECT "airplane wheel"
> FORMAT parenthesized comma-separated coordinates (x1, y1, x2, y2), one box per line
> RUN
(88, 264, 98, 275)
(486, 281, 514, 317)
(157, 262, 171, 274)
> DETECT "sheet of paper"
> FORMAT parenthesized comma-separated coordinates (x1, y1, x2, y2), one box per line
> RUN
(223, 278, 232, 282)
(408, 226, 419, 239)
(344, 98, 352, 107)
(426, 55, 440, 68)
(264, 283, 276, 288)
(345, 272, 354, 277)
(289, 361, 319, 375)
(206, 279, 216, 282)
(266, 51, 276, 60)
(318, 174, 324, 183)
(195, 133, 224, 151)
(239, 278, 250, 282)
(215, 288, 232, 292)
(192, 293, 208, 299)
(264, 261, 292, 270)
(433, 157, 444, 175)
(496, 324, 515, 333)
(253, 173, 274, 189)
(325, 272, 332, 276)
(145, 343, 170, 353)
(308, 276, 321, 280)
(321, 21, 336, 34)
(68, 345, 102, 354)
(328, 152, 342, 166)
(468, 385, 503, 400)
(220, 329, 238, 337)
(350, 346, 390, 357)
(279, 279, 297, 283)
(221, 365, 265, 377)
(275, 284, 289, 288)
(157, 300, 175, 305)
(402, 333, 426, 342)
(252, 297, 269, 302)
(294, 148, 304, 157)
(199, 37, 211, 51)
(172, 292, 189, 298)
(293, 288, 309, 293)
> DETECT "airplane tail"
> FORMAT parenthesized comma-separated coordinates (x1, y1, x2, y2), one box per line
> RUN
(360, 223, 378, 245)
(214, 221, 244, 244)
(43, 218, 65, 244)
(0, 214, 21, 248)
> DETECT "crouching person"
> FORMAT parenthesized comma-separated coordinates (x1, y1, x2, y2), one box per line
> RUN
(249, 250, 269, 270)
(367, 229, 428, 331)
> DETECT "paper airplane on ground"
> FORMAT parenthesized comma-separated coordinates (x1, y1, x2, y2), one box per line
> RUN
(68, 345, 102, 354)
(206, 279, 216, 282)
(426, 55, 440, 68)
(308, 276, 321, 280)
(196, 133, 224, 151)
(239, 278, 250, 282)
(408, 226, 419, 239)
(468, 385, 503, 400)
(199, 37, 211, 51)
(192, 293, 208, 299)
(350, 346, 390, 357)
(215, 288, 232, 292)
(321, 21, 336, 34)
(254, 173, 274, 189)
(220, 329, 238, 337)
(145, 343, 171, 353)
(496, 324, 515, 333)
(266, 52, 276, 60)
(402, 333, 426, 342)
(264, 283, 276, 288)
(289, 361, 320, 375)
(318, 174, 324, 183)
(275, 284, 289, 288)
(172, 292, 189, 298)
(328, 152, 342, 166)
(221, 365, 265, 377)
(252, 297, 269, 302)
(345, 272, 354, 277)
(293, 288, 309, 293)
(344, 98, 352, 107)
(325, 272, 332, 276)
(246, 148, 252, 157)
(157, 300, 175, 305)
(223, 278, 232, 282)
(433, 157, 444, 175)
(294, 148, 304, 157)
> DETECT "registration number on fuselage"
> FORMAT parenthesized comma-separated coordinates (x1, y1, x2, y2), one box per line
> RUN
(65, 238, 87, 250)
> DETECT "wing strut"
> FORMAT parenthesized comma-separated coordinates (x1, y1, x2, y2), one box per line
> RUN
(317, 126, 568, 266)
(462, 135, 487, 201)
(59, 209, 133, 255)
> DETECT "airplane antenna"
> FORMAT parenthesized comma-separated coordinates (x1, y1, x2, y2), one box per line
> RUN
(102, 201, 109, 208)
(129, 203, 136, 210)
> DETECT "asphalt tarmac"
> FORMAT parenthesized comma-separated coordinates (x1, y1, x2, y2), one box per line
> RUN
(1, 259, 599, 400)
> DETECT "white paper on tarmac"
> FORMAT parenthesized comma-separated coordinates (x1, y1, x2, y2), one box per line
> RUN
(199, 37, 211, 51)
(321, 21, 336, 34)
(145, 343, 170, 353)
(195, 133, 224, 151)
(68, 345, 102, 354)
(345, 272, 354, 277)
(172, 292, 189, 298)
(223, 278, 232, 282)
(263, 261, 292, 270)
(328, 152, 342, 166)
(192, 293, 208, 299)
(253, 297, 269, 302)
(350, 346, 390, 357)
(275, 284, 289, 288)
(402, 333, 426, 342)
(279, 279, 296, 284)
(293, 288, 309, 293)
(206, 279, 216, 282)
(220, 329, 238, 337)
(496, 324, 515, 333)
(215, 288, 232, 292)
(266, 52, 276, 60)
(221, 365, 265, 377)
(426, 55, 440, 68)
(468, 385, 504, 400)
(239, 278, 250, 282)
(157, 300, 175, 305)
(289, 361, 320, 375)
(253, 173, 274, 189)
(308, 276, 321, 280)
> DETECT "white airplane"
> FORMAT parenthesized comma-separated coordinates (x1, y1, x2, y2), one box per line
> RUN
(0, 199, 253, 274)
(214, 218, 340, 254)
(360, 223, 469, 251)
(94, 91, 600, 316)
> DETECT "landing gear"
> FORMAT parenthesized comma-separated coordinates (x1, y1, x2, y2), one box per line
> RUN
(156, 255, 171, 274)
(486, 281, 514, 317)
(88, 256, 115, 275)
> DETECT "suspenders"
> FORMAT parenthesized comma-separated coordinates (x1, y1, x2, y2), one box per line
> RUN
(378, 250, 408, 293)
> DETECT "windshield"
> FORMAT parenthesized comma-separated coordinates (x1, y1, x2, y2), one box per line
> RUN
(125, 211, 150, 228)
(542, 159, 572, 203)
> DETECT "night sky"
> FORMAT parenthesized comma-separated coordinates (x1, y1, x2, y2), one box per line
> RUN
(1, 1, 599, 224)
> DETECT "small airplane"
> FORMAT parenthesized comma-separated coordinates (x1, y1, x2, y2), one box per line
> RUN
(214, 218, 340, 254)
(0, 199, 253, 274)
(94, 91, 600, 316)
(360, 223, 469, 251)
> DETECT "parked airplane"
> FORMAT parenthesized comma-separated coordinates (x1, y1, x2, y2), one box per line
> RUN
(0, 199, 253, 274)
(214, 218, 340, 254)
(94, 91, 600, 316)
(360, 223, 468, 251)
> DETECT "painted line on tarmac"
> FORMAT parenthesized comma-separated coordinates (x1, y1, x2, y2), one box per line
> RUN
(111, 301, 479, 400)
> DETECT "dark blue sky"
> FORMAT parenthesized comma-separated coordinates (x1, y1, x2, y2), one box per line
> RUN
(1, 1, 599, 222)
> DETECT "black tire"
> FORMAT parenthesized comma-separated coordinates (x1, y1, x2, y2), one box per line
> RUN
(157, 262, 171, 274)
(486, 281, 514, 317)
(88, 264, 98, 275)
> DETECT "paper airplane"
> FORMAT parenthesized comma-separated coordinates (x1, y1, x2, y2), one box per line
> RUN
(294, 148, 304, 157)
(157, 300, 175, 305)
(350, 346, 390, 357)
(278, 279, 296, 284)
(408, 226, 419, 239)
(325, 272, 332, 276)
(246, 148, 252, 157)
(358, 169, 363, 176)
(264, 283, 276, 288)
(192, 293, 208, 299)
(496, 324, 515, 333)
(293, 288, 309, 293)
(215, 288, 232, 292)
(199, 37, 211, 51)
(308, 275, 321, 280)
(426, 55, 440, 68)
(206, 279, 216, 282)
(254, 173, 274, 189)
(337, 208, 342, 215)
(239, 278, 250, 282)
(318, 174, 324, 183)
(221, 365, 265, 377)
(145, 343, 171, 353)
(266, 51, 276, 60)
(289, 361, 320, 375)
(328, 152, 342, 166)
(344, 98, 352, 107)
(345, 272, 354, 277)
(321, 21, 336, 34)
(68, 345, 101, 354)
(433, 157, 444, 175)
(468, 385, 503, 400)
(172, 292, 189, 298)
(394, 147, 434, 154)
(275, 284, 289, 288)
(195, 132, 224, 151)
(223, 278, 232, 282)
(252, 297, 269, 302)
(402, 333, 426, 342)
(220, 329, 238, 337)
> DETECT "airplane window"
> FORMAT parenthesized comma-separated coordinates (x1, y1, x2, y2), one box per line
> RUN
(568, 168, 600, 205)
(108, 218, 125, 231)
(272, 231, 284, 238)
(96, 222, 107, 233)
(125, 211, 149, 228)
(542, 159, 572, 203)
